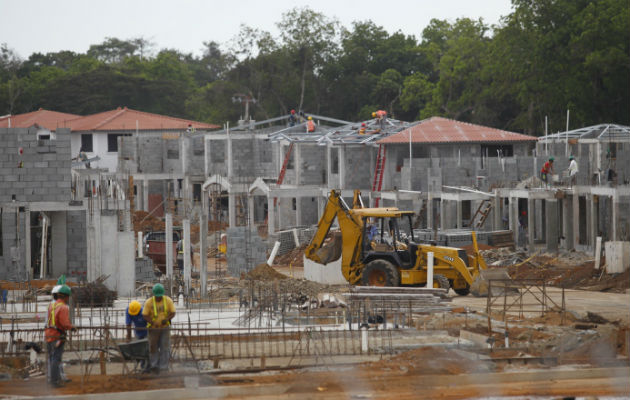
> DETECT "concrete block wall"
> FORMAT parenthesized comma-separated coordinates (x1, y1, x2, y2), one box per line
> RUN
(0, 128, 72, 203)
(135, 257, 155, 282)
(0, 208, 26, 280)
(66, 210, 87, 278)
(344, 147, 373, 190)
(207, 139, 228, 176)
(135, 137, 163, 173)
(296, 144, 326, 185)
(226, 227, 268, 277)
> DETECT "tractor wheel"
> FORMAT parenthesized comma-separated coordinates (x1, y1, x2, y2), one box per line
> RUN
(431, 274, 450, 292)
(361, 260, 400, 287)
(454, 285, 471, 296)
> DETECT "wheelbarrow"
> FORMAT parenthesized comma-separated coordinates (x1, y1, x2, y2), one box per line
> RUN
(117, 338, 149, 373)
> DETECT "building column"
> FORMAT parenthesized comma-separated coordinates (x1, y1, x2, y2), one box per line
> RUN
(440, 198, 446, 230)
(456, 200, 463, 229)
(317, 194, 325, 220)
(527, 198, 535, 250)
(165, 213, 173, 279)
(200, 196, 208, 298)
(326, 144, 333, 189)
(572, 193, 580, 248)
(493, 192, 502, 231)
(143, 179, 149, 212)
(546, 199, 559, 251)
(24, 208, 31, 279)
(228, 193, 236, 228)
(589, 194, 598, 247)
(183, 218, 191, 295)
(612, 194, 619, 241)
(267, 195, 275, 235)
(338, 145, 346, 189)
(248, 195, 255, 227)
(562, 197, 574, 250)
(508, 197, 516, 234)
(511, 197, 519, 246)
(294, 144, 301, 185)
(295, 197, 303, 226)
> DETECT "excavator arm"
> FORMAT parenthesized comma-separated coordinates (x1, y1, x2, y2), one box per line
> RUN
(304, 191, 343, 264)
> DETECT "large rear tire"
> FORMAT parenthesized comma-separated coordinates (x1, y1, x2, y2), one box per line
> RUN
(454, 285, 470, 296)
(431, 274, 450, 292)
(361, 260, 400, 287)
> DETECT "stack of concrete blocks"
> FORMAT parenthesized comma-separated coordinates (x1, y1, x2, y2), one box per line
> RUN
(226, 227, 268, 277)
(135, 257, 155, 282)
(0, 127, 76, 278)
(270, 227, 317, 256)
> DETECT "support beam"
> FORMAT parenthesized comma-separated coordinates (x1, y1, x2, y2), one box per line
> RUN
(165, 213, 173, 279)
(326, 144, 333, 189)
(493, 192, 501, 231)
(590, 194, 598, 248)
(228, 193, 236, 228)
(142, 179, 149, 212)
(427, 193, 434, 230)
(527, 198, 535, 251)
(562, 197, 574, 250)
(572, 193, 580, 249)
(338, 146, 346, 189)
(612, 194, 619, 241)
(248, 195, 255, 227)
(440, 198, 446, 230)
(267, 194, 275, 235)
(295, 197, 303, 226)
(456, 200, 463, 229)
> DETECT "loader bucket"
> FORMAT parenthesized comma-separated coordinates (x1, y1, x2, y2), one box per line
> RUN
(470, 268, 519, 297)
(314, 232, 342, 265)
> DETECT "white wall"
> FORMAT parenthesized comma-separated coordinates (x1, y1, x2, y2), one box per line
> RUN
(71, 132, 118, 172)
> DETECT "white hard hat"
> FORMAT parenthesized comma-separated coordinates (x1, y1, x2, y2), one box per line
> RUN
(51, 285, 61, 294)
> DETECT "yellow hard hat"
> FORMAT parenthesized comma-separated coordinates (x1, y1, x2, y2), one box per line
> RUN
(128, 300, 142, 316)
(372, 112, 376, 117)
(308, 116, 313, 120)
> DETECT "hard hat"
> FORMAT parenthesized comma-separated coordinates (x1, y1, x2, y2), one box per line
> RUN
(569, 155, 574, 160)
(152, 283, 165, 297)
(372, 112, 376, 117)
(291, 109, 295, 114)
(549, 157, 555, 162)
(308, 116, 313, 120)
(58, 285, 71, 296)
(361, 123, 366, 127)
(51, 285, 61, 294)
(128, 300, 142, 316)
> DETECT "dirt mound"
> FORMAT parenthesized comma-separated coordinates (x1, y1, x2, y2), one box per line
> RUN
(74, 281, 117, 307)
(245, 263, 289, 281)
(365, 347, 492, 375)
(273, 244, 307, 268)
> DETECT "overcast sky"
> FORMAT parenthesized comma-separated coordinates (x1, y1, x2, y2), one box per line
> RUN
(0, 0, 513, 59)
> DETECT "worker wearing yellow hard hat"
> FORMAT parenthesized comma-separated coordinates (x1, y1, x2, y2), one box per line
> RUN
(125, 300, 148, 340)
(307, 115, 316, 132)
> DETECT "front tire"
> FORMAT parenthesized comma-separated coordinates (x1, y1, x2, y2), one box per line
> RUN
(361, 260, 400, 287)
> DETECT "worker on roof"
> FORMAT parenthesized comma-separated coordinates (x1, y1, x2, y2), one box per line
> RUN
(288, 109, 297, 127)
(373, 110, 387, 130)
(142, 283, 176, 374)
(359, 122, 367, 135)
(540, 157, 554, 188)
(566, 155, 578, 188)
(307, 116, 316, 133)
(45, 284, 75, 388)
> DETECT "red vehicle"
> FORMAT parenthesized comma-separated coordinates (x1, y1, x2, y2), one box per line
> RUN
(143, 231, 180, 273)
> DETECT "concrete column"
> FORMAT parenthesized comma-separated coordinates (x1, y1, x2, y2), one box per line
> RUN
(326, 144, 333, 189)
(227, 133, 233, 180)
(562, 197, 574, 250)
(317, 195, 325, 220)
(248, 195, 255, 227)
(228, 193, 236, 227)
(183, 218, 191, 295)
(143, 179, 149, 212)
(546, 199, 559, 251)
(589, 194, 598, 247)
(183, 176, 191, 213)
(440, 199, 445, 230)
(493, 192, 502, 231)
(165, 213, 173, 279)
(24, 208, 31, 278)
(527, 198, 535, 250)
(456, 200, 463, 229)
(510, 197, 519, 245)
(339, 145, 346, 189)
(572, 193, 580, 248)
(199, 195, 208, 298)
(508, 197, 516, 234)
(295, 197, 303, 226)
(267, 195, 275, 235)
(294, 144, 301, 185)
(427, 193, 434, 230)
(612, 194, 619, 241)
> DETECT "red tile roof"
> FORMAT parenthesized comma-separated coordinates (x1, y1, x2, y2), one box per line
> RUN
(0, 109, 80, 130)
(64, 107, 220, 131)
(378, 117, 536, 144)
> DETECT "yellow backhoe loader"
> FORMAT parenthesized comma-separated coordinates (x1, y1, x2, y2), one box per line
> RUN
(304, 190, 488, 294)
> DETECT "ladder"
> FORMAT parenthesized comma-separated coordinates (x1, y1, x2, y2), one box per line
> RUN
(372, 144, 386, 207)
(274, 143, 294, 206)
(469, 199, 493, 228)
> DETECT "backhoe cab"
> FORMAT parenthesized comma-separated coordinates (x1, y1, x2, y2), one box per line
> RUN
(304, 190, 487, 294)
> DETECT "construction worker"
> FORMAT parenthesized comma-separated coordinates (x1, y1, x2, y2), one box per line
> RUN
(126, 300, 148, 341)
(567, 155, 578, 187)
(373, 110, 387, 130)
(306, 116, 316, 133)
(288, 109, 297, 127)
(142, 283, 175, 373)
(45, 284, 74, 388)
(359, 123, 367, 135)
(78, 147, 90, 169)
(540, 157, 554, 188)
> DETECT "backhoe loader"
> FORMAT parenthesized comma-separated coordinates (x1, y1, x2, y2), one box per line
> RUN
(304, 190, 487, 294)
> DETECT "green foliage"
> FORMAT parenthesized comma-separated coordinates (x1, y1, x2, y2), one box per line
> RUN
(0, 1, 628, 132)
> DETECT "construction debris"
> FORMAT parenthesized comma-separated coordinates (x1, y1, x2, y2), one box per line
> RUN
(73, 277, 117, 307)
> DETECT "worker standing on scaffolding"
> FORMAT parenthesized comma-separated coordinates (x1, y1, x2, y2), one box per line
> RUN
(142, 283, 176, 373)
(45, 285, 74, 388)
(307, 116, 316, 132)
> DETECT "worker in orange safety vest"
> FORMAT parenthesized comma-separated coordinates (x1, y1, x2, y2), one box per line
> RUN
(45, 285, 75, 387)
